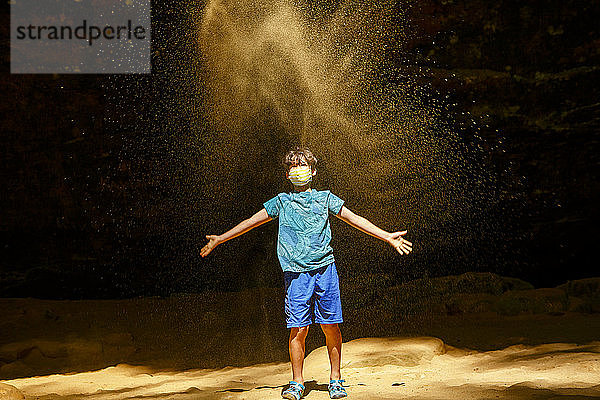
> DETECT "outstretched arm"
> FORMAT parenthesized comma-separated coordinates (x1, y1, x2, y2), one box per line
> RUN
(335, 206, 413, 255)
(201, 208, 272, 257)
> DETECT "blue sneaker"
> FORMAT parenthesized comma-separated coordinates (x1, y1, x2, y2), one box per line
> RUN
(282, 381, 305, 400)
(328, 379, 347, 399)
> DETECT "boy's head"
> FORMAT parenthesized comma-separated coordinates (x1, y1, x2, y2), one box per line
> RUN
(283, 147, 317, 187)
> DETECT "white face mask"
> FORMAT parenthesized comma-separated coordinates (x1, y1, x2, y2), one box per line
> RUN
(288, 165, 313, 186)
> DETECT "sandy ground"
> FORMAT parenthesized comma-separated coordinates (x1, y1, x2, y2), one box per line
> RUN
(2, 275, 600, 399)
(2, 336, 600, 400)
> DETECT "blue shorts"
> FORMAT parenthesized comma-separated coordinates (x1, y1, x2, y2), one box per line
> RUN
(283, 262, 343, 328)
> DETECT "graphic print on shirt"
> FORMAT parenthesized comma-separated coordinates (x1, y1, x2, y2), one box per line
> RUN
(279, 196, 327, 263)
(263, 189, 345, 272)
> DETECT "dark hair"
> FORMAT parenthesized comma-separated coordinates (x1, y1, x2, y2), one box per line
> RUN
(283, 147, 317, 171)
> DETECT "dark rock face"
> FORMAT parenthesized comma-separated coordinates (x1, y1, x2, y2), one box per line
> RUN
(1, 1, 599, 298)
(402, 0, 600, 286)
(558, 277, 600, 313)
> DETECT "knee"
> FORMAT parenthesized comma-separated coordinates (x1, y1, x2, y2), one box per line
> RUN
(320, 323, 340, 335)
(290, 325, 309, 340)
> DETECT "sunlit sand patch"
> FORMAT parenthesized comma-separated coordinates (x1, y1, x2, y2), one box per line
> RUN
(3, 337, 600, 399)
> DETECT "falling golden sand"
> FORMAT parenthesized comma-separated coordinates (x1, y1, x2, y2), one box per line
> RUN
(191, 0, 477, 233)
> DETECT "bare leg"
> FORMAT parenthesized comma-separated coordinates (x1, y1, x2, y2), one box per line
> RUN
(289, 325, 309, 384)
(320, 323, 342, 380)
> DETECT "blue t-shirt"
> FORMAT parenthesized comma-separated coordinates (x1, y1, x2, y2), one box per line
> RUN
(263, 190, 345, 272)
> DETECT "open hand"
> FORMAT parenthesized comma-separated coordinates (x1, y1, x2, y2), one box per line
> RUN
(201, 235, 221, 258)
(387, 231, 413, 255)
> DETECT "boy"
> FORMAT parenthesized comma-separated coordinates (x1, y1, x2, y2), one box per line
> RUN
(201, 148, 412, 400)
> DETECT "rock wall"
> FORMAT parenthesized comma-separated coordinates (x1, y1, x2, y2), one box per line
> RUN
(1, 1, 598, 298)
